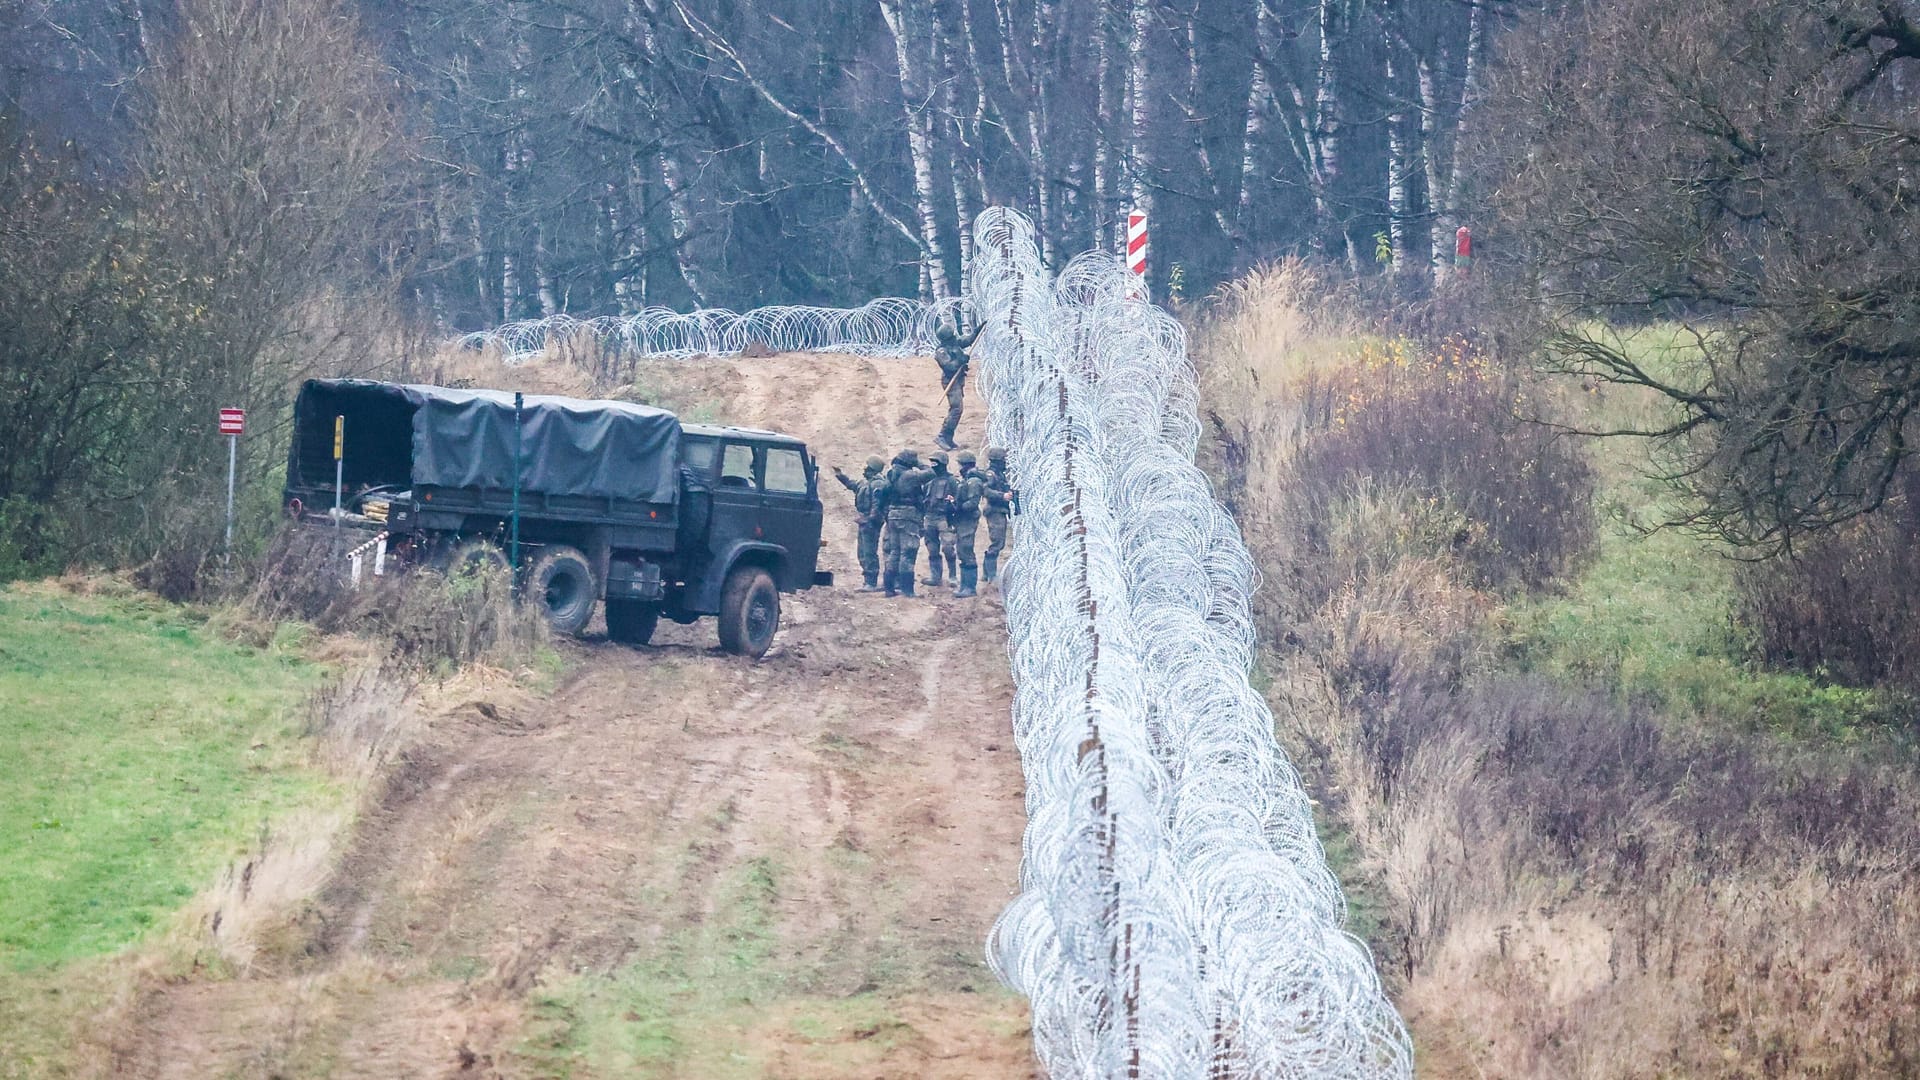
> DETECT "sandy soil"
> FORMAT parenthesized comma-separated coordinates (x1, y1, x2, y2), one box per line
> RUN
(108, 354, 1035, 1078)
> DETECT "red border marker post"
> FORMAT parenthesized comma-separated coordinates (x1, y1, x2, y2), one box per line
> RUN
(219, 408, 245, 562)
(1455, 226, 1473, 277)
(1127, 210, 1148, 298)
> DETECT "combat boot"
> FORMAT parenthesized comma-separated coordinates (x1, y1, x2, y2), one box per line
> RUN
(934, 433, 957, 451)
(944, 550, 957, 581)
(982, 554, 998, 584)
(923, 556, 943, 588)
(882, 569, 898, 598)
(953, 566, 977, 598)
(858, 572, 880, 592)
(900, 571, 917, 597)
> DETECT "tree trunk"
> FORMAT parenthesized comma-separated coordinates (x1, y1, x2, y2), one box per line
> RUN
(1314, 0, 1360, 272)
(880, 0, 955, 300)
(1235, 0, 1274, 260)
(658, 150, 711, 307)
(1127, 0, 1155, 259)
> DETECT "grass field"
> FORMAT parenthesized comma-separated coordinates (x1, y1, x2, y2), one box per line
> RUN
(0, 580, 334, 1077)
(1500, 329, 1906, 740)
(0, 581, 328, 971)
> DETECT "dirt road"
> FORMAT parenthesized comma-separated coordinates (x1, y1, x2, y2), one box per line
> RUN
(113, 354, 1035, 1078)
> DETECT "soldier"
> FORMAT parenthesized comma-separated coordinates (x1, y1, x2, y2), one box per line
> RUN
(933, 319, 981, 451)
(950, 450, 986, 597)
(831, 455, 887, 592)
(920, 451, 959, 588)
(981, 445, 1015, 585)
(881, 448, 931, 597)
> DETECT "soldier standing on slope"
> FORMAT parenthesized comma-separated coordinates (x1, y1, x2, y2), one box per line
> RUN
(950, 450, 985, 598)
(933, 320, 981, 451)
(920, 451, 959, 588)
(831, 455, 887, 592)
(881, 449, 931, 597)
(981, 445, 1015, 585)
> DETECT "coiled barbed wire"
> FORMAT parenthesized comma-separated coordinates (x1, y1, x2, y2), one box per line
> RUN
(972, 208, 1412, 1078)
(448, 215, 1412, 1077)
(455, 296, 975, 363)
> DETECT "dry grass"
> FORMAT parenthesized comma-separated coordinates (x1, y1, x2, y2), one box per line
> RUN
(1199, 281, 1920, 1077)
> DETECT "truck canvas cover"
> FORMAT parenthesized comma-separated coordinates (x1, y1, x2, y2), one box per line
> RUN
(294, 379, 682, 504)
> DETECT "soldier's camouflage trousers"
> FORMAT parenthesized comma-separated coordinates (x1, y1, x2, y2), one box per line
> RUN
(951, 515, 980, 569)
(855, 520, 881, 578)
(883, 510, 922, 579)
(984, 514, 1009, 560)
(939, 382, 965, 444)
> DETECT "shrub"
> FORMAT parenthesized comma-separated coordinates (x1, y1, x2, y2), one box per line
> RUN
(1293, 336, 1594, 590)
(1734, 470, 1920, 700)
(243, 527, 549, 671)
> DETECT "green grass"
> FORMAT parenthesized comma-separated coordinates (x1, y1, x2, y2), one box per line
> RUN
(1503, 327, 1903, 739)
(521, 856, 790, 1077)
(0, 583, 329, 970)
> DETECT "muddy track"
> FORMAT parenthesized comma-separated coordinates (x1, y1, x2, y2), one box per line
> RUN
(111, 355, 1035, 1078)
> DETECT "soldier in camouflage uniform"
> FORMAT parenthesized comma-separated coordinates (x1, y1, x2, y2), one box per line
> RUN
(981, 445, 1014, 585)
(933, 320, 981, 451)
(920, 451, 959, 588)
(881, 448, 931, 597)
(949, 450, 986, 598)
(831, 455, 887, 592)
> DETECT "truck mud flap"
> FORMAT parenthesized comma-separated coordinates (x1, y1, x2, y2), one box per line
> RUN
(813, 570, 834, 587)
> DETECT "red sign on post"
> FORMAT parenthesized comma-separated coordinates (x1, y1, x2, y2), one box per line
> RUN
(219, 408, 246, 436)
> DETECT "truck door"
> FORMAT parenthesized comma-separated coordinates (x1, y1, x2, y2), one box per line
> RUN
(760, 444, 823, 586)
(699, 439, 766, 607)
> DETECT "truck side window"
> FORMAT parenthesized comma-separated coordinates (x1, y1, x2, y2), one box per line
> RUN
(720, 443, 758, 489)
(682, 438, 716, 473)
(765, 447, 808, 495)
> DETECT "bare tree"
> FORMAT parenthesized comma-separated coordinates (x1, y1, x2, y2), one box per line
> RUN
(1480, 0, 1920, 550)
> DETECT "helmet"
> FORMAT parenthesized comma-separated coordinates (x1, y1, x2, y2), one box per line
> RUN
(986, 445, 1007, 462)
(897, 448, 920, 467)
(929, 451, 949, 468)
(956, 450, 977, 467)
(864, 454, 885, 475)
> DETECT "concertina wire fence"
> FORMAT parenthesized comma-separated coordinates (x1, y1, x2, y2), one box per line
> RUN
(454, 208, 1413, 1078)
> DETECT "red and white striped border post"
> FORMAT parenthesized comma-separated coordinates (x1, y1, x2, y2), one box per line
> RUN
(1126, 211, 1148, 291)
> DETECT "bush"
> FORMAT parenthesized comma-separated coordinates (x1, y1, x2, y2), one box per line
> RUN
(1293, 336, 1594, 590)
(243, 528, 549, 672)
(1734, 470, 1920, 700)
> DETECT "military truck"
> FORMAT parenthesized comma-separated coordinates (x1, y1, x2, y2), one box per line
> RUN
(283, 379, 829, 658)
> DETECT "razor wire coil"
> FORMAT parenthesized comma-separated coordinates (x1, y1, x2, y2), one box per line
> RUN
(449, 211, 1413, 1078)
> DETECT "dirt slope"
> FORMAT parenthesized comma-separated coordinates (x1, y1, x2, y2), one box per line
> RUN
(110, 354, 1035, 1078)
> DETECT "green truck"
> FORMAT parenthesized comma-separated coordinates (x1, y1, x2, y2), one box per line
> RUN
(284, 379, 829, 658)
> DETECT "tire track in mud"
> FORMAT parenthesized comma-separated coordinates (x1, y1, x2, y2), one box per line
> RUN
(113, 353, 1034, 1079)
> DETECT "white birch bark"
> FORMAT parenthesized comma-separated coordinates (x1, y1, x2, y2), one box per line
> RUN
(880, 0, 955, 300)
(1314, 0, 1360, 272)
(1385, 49, 1411, 279)
(1127, 0, 1155, 244)
(657, 151, 711, 307)
(1235, 0, 1275, 256)
(1094, 3, 1119, 250)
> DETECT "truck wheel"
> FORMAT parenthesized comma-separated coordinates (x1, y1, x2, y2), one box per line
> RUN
(445, 537, 509, 579)
(530, 545, 597, 636)
(717, 566, 779, 658)
(605, 599, 659, 647)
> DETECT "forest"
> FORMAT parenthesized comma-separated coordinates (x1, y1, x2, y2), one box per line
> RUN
(5, 0, 1488, 321)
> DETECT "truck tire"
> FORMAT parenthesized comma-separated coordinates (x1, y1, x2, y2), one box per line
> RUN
(445, 537, 509, 579)
(605, 599, 659, 647)
(717, 566, 779, 658)
(530, 545, 597, 636)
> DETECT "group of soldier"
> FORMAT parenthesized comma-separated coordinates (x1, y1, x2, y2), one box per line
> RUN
(833, 445, 1012, 599)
